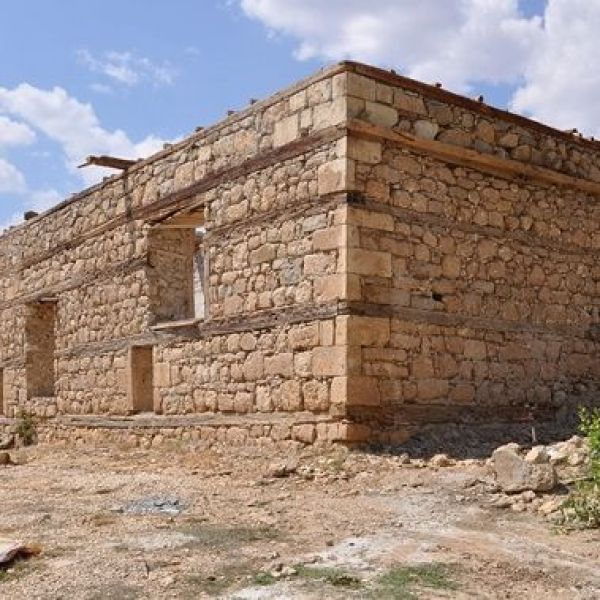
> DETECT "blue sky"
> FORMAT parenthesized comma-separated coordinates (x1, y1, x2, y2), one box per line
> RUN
(2, 0, 598, 230)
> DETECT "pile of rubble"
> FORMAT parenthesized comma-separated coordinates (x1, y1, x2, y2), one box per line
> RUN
(486, 436, 589, 517)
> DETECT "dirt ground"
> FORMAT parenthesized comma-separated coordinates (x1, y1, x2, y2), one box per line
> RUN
(0, 441, 598, 599)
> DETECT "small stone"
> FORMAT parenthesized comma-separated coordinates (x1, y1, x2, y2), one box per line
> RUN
(567, 452, 586, 467)
(0, 434, 14, 450)
(414, 120, 439, 140)
(0, 452, 11, 466)
(538, 497, 563, 516)
(525, 446, 549, 464)
(430, 453, 453, 467)
(520, 490, 537, 503)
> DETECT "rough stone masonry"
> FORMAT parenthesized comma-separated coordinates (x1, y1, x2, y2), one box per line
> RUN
(0, 61, 599, 447)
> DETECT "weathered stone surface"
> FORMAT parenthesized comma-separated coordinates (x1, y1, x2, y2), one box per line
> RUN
(492, 444, 557, 493)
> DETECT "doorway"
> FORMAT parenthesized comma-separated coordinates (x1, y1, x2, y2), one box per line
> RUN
(129, 346, 154, 413)
(25, 302, 56, 398)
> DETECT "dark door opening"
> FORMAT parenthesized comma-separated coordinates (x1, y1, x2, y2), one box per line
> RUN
(25, 302, 56, 398)
(129, 346, 154, 413)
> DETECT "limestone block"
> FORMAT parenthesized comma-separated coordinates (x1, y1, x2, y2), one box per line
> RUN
(329, 421, 371, 442)
(154, 362, 170, 386)
(250, 244, 276, 265)
(437, 129, 472, 147)
(307, 79, 332, 105)
(289, 324, 320, 350)
(312, 225, 345, 251)
(411, 356, 434, 379)
(476, 121, 495, 144)
(346, 73, 376, 100)
(279, 380, 302, 411)
(331, 376, 381, 406)
(364, 101, 398, 128)
(302, 380, 329, 411)
(303, 253, 335, 276)
(449, 384, 475, 404)
(346, 207, 394, 231)
(242, 352, 264, 381)
(332, 73, 347, 98)
(347, 138, 382, 164)
(273, 114, 299, 148)
(292, 424, 316, 444)
(313, 97, 346, 129)
(336, 315, 391, 347)
(394, 90, 427, 115)
(313, 271, 344, 301)
(416, 379, 449, 401)
(414, 120, 439, 140)
(498, 132, 519, 149)
(264, 353, 294, 377)
(317, 158, 348, 195)
(313, 346, 347, 377)
(464, 340, 487, 360)
(347, 248, 392, 277)
(256, 386, 272, 412)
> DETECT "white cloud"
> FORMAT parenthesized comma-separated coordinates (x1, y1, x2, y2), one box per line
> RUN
(77, 49, 177, 88)
(240, 0, 600, 137)
(0, 187, 64, 233)
(511, 0, 600, 137)
(0, 83, 168, 186)
(0, 158, 26, 193)
(240, 0, 542, 91)
(0, 115, 36, 146)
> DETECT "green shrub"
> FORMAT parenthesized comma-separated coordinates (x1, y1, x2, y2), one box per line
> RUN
(16, 411, 36, 446)
(579, 407, 600, 483)
(560, 408, 600, 529)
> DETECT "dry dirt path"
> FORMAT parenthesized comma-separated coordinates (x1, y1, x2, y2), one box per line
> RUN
(0, 444, 598, 599)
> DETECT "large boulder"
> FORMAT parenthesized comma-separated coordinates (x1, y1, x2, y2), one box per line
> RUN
(492, 444, 557, 493)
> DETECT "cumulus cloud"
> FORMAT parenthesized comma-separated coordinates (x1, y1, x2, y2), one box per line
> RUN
(511, 0, 600, 137)
(0, 83, 167, 186)
(0, 115, 36, 146)
(240, 0, 600, 136)
(77, 49, 177, 88)
(0, 158, 26, 194)
(240, 0, 542, 91)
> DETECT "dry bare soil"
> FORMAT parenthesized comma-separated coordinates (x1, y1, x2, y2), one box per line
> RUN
(1, 442, 598, 599)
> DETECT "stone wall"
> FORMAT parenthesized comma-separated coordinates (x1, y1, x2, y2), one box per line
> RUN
(340, 63, 600, 441)
(0, 63, 354, 427)
(0, 60, 598, 444)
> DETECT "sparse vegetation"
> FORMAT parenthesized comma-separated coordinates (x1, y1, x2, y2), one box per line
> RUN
(295, 564, 363, 588)
(15, 411, 36, 446)
(253, 571, 278, 586)
(560, 408, 600, 529)
(376, 563, 458, 599)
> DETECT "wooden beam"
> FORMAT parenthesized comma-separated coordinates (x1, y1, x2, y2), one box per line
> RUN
(78, 155, 136, 170)
(347, 119, 600, 196)
(154, 212, 205, 229)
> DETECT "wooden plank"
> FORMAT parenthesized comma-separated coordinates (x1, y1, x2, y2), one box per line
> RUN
(78, 155, 136, 170)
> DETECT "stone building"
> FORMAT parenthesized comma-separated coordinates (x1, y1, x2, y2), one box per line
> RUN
(1, 61, 599, 446)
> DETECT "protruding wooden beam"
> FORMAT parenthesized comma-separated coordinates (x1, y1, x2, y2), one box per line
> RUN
(78, 155, 136, 170)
